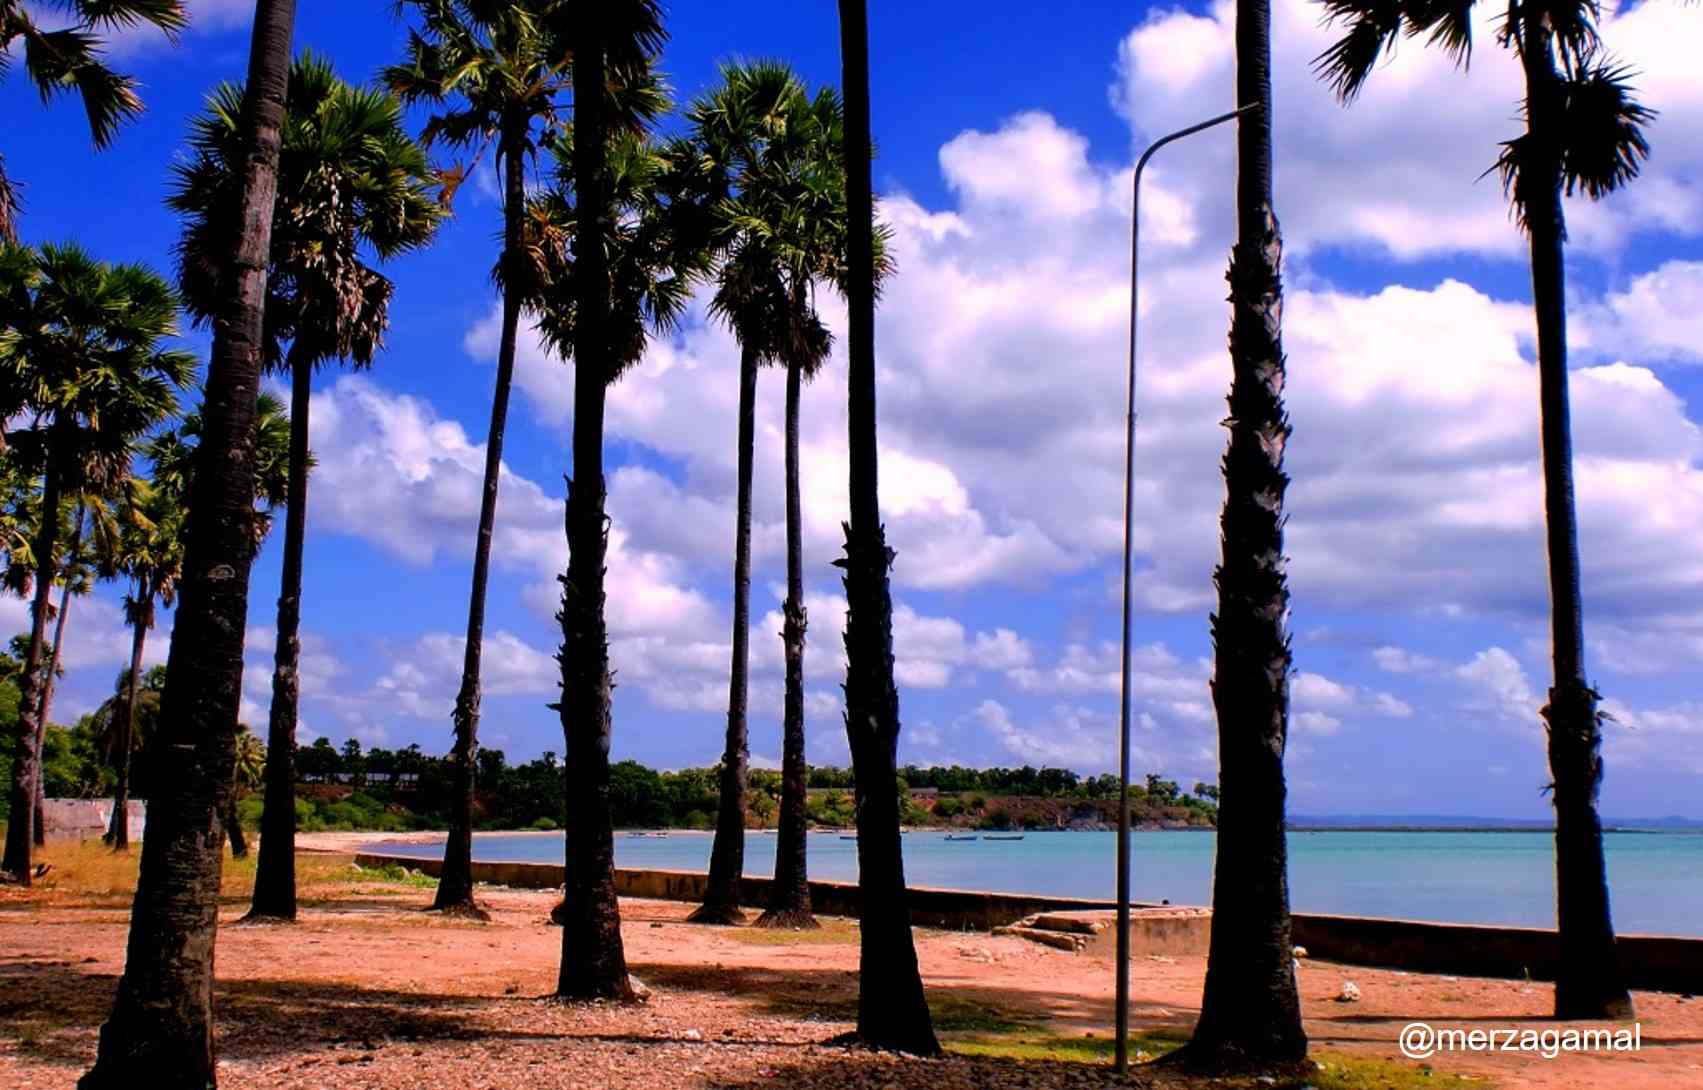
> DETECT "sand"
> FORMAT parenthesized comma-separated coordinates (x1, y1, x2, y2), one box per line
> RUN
(1, 852, 1697, 1089)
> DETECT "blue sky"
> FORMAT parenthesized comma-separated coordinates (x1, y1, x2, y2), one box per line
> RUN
(5, 0, 1702, 819)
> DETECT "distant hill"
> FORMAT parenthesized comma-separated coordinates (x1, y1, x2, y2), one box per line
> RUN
(1289, 813, 1703, 831)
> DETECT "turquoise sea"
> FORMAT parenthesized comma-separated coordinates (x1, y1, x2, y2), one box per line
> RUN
(367, 829, 1703, 937)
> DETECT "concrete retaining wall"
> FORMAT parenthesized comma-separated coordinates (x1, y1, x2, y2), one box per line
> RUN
(1291, 912, 1703, 996)
(351, 850, 1703, 994)
(351, 853, 1122, 931)
(40, 799, 144, 843)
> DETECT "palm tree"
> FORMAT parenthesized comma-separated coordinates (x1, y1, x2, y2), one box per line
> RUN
(1175, 0, 1308, 1070)
(227, 726, 265, 858)
(102, 478, 184, 851)
(80, 0, 298, 1081)
(0, 242, 194, 883)
(33, 493, 121, 845)
(547, 1, 675, 1000)
(682, 64, 875, 929)
(755, 85, 873, 931)
(0, 0, 188, 243)
(833, 0, 938, 1055)
(147, 393, 295, 553)
(684, 60, 812, 927)
(172, 51, 441, 920)
(98, 390, 291, 856)
(385, 0, 576, 916)
(1316, 0, 1647, 1023)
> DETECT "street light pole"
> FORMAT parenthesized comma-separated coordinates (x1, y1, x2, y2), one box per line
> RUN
(1115, 100, 1259, 1076)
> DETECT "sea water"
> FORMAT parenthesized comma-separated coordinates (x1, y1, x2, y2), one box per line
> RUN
(366, 828, 1703, 937)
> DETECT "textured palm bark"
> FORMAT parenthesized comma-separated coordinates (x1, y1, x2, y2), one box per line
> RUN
(555, 16, 634, 1002)
(757, 360, 817, 930)
(249, 346, 314, 919)
(80, 1, 296, 1083)
(835, 0, 938, 1055)
(1518, 11, 1632, 1023)
(438, 134, 527, 921)
(2, 442, 63, 881)
(1183, 0, 1307, 1068)
(694, 345, 759, 926)
(34, 506, 84, 847)
(106, 608, 150, 850)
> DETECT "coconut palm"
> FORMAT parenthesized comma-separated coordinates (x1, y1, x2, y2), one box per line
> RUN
(171, 51, 441, 920)
(0, 241, 194, 882)
(833, 0, 938, 1055)
(0, 0, 188, 243)
(1315, 0, 1648, 1023)
(81, 0, 297, 1079)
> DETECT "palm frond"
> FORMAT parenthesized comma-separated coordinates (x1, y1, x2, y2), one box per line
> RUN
(1558, 61, 1654, 200)
(1314, 0, 1406, 101)
(0, 153, 18, 246)
(1493, 59, 1653, 228)
(74, 0, 189, 37)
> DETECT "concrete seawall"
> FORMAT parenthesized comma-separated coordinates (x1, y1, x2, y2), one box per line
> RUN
(351, 849, 1703, 995)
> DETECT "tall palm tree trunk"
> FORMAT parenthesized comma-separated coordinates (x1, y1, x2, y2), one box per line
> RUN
(438, 133, 527, 919)
(2, 443, 62, 882)
(106, 604, 150, 850)
(1185, 0, 1307, 1070)
(34, 503, 86, 847)
(81, 1, 296, 1083)
(694, 345, 759, 924)
(249, 343, 314, 919)
(758, 358, 816, 929)
(835, 0, 938, 1055)
(1518, 12, 1632, 1023)
(555, 14, 632, 1001)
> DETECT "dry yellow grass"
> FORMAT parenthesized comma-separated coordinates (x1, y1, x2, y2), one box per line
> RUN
(0, 834, 366, 911)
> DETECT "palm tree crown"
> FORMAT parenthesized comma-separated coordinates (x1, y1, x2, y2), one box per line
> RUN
(170, 52, 443, 375)
(0, 0, 188, 242)
(1315, 0, 1654, 228)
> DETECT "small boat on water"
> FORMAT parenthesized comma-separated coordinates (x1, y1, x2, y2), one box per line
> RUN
(984, 834, 1026, 841)
(944, 834, 979, 842)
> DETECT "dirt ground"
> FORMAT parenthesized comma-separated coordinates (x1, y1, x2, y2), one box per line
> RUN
(0, 849, 1697, 1089)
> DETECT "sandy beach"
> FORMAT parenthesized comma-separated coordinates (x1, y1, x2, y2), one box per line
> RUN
(2, 842, 1698, 1089)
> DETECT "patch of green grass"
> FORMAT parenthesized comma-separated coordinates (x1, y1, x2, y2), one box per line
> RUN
(722, 918, 860, 946)
(350, 861, 438, 889)
(947, 1029, 1184, 1064)
(1310, 1052, 1488, 1090)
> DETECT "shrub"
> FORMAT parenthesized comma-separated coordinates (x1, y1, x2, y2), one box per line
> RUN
(531, 816, 559, 831)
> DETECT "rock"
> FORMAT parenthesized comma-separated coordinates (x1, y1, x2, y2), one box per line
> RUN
(1292, 945, 1308, 958)
(682, 1028, 703, 1041)
(626, 975, 652, 1002)
(1337, 980, 1361, 1003)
